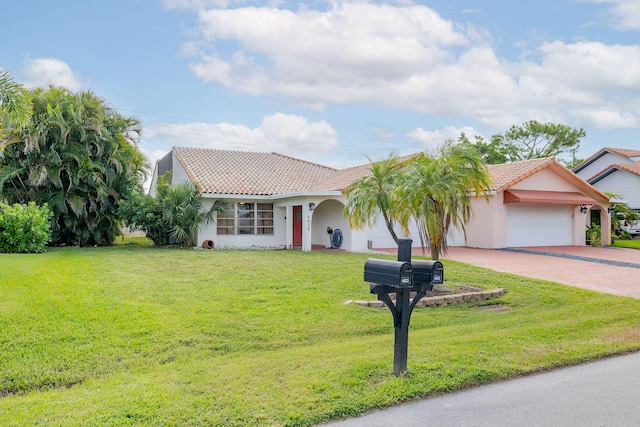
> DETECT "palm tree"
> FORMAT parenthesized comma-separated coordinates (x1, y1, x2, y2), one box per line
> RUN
(398, 140, 491, 260)
(0, 87, 147, 246)
(343, 154, 405, 244)
(161, 180, 226, 247)
(0, 70, 32, 147)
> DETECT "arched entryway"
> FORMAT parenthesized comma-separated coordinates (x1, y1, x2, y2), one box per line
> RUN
(310, 199, 351, 250)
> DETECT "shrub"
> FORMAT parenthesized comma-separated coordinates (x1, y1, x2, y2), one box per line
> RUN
(0, 202, 52, 253)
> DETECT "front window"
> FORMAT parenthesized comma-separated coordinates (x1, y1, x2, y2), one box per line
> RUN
(217, 202, 274, 235)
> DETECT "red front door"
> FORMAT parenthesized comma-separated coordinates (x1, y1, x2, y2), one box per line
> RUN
(293, 205, 302, 246)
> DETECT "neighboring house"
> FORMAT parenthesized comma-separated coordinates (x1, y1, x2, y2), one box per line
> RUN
(150, 147, 610, 251)
(573, 147, 640, 214)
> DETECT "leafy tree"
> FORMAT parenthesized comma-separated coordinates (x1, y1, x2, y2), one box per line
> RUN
(398, 140, 491, 260)
(0, 87, 147, 246)
(458, 132, 510, 164)
(498, 120, 585, 162)
(462, 121, 586, 165)
(0, 70, 32, 146)
(343, 154, 404, 244)
(119, 172, 225, 247)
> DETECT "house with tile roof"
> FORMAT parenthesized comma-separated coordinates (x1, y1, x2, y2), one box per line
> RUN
(150, 147, 610, 251)
(573, 147, 640, 217)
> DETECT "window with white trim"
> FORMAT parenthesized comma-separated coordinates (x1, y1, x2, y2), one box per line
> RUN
(217, 202, 274, 235)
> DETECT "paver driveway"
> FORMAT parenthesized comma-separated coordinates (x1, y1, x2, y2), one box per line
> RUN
(382, 245, 640, 299)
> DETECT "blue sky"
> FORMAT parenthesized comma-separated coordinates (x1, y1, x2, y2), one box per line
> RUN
(2, 0, 640, 173)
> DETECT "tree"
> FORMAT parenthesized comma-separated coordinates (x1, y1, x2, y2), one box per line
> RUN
(498, 120, 585, 162)
(398, 140, 491, 260)
(463, 121, 586, 165)
(0, 70, 32, 146)
(458, 132, 510, 164)
(0, 87, 147, 246)
(343, 154, 404, 244)
(119, 172, 225, 247)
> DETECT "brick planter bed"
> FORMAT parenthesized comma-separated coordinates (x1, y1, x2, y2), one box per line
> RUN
(347, 287, 506, 309)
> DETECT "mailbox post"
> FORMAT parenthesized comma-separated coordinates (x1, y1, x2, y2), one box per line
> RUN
(364, 238, 444, 376)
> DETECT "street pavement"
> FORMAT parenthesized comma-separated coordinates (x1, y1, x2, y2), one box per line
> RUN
(324, 351, 640, 426)
(323, 245, 640, 426)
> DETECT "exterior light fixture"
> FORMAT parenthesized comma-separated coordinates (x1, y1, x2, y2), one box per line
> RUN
(309, 202, 316, 211)
(580, 205, 588, 214)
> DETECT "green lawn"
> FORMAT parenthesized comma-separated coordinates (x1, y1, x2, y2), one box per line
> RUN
(2, 243, 640, 426)
(613, 238, 640, 249)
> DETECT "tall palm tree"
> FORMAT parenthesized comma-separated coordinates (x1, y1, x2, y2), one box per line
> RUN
(343, 154, 404, 244)
(398, 140, 491, 260)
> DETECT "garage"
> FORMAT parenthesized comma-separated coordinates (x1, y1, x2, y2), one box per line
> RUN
(506, 204, 572, 247)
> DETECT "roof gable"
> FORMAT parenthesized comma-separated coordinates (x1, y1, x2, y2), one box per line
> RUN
(488, 157, 609, 203)
(173, 147, 336, 196)
(590, 161, 640, 184)
(573, 147, 640, 173)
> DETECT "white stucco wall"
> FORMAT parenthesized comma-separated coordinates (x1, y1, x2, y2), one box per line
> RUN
(196, 198, 287, 249)
(310, 198, 351, 249)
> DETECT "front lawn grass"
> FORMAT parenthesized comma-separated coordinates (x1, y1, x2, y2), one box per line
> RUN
(2, 245, 640, 426)
(613, 238, 640, 250)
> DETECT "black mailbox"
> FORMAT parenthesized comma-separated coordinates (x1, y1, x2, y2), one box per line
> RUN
(412, 260, 444, 290)
(364, 259, 413, 288)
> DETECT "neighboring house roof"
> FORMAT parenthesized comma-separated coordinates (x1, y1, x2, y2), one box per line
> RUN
(173, 147, 336, 196)
(589, 160, 640, 184)
(573, 147, 640, 173)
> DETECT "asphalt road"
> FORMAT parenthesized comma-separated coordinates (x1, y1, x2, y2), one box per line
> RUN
(323, 351, 640, 427)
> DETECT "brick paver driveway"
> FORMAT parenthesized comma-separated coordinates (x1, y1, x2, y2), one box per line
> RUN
(442, 246, 640, 299)
(380, 245, 640, 299)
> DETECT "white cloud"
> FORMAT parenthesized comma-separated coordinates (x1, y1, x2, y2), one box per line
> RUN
(22, 58, 88, 91)
(406, 126, 480, 150)
(144, 113, 338, 158)
(182, 1, 640, 131)
(588, 0, 640, 30)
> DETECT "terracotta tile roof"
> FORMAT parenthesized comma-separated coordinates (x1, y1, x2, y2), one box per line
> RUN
(312, 154, 419, 192)
(312, 163, 372, 192)
(597, 161, 640, 179)
(489, 157, 608, 202)
(173, 147, 336, 196)
(604, 147, 640, 158)
(487, 157, 556, 192)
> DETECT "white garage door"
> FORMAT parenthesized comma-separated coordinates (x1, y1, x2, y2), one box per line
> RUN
(506, 204, 572, 247)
